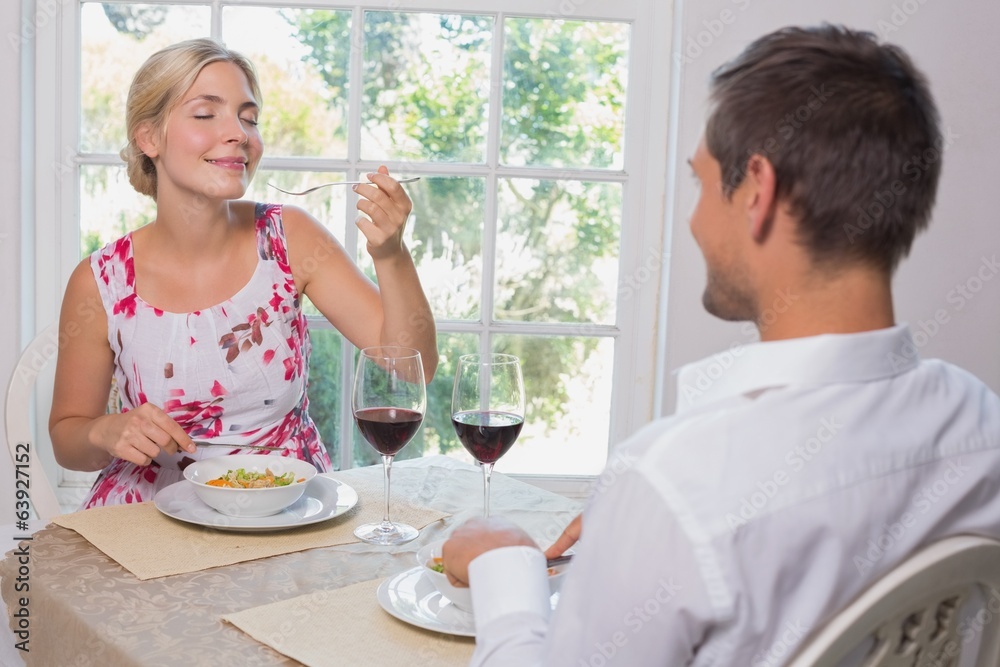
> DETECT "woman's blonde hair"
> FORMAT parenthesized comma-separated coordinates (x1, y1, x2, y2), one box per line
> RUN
(120, 38, 262, 200)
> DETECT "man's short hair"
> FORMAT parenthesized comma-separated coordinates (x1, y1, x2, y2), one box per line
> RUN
(706, 24, 942, 273)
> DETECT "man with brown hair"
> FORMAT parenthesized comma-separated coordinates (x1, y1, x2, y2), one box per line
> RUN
(443, 24, 1000, 666)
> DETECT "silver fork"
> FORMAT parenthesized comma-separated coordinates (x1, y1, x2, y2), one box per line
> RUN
(267, 176, 421, 196)
(545, 554, 574, 568)
(194, 441, 285, 452)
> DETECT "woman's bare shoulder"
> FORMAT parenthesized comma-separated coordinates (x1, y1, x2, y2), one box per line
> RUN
(66, 255, 100, 296)
(276, 202, 324, 233)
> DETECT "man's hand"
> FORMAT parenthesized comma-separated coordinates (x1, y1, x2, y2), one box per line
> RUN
(544, 513, 582, 559)
(442, 517, 538, 587)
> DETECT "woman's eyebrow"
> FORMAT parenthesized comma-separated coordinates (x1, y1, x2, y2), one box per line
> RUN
(183, 94, 224, 106)
(182, 94, 259, 111)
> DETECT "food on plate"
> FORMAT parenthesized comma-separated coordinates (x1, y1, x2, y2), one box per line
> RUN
(205, 468, 304, 489)
(425, 555, 558, 576)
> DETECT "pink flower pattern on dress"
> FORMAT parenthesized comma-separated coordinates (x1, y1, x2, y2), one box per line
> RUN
(219, 307, 273, 364)
(81, 203, 331, 509)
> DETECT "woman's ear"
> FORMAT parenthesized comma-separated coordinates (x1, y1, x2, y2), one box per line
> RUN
(134, 122, 160, 159)
(743, 153, 777, 242)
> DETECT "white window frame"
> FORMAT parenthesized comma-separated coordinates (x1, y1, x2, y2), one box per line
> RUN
(30, 0, 674, 503)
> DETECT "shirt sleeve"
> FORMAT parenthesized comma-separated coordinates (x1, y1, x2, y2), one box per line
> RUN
(467, 547, 551, 667)
(468, 465, 718, 667)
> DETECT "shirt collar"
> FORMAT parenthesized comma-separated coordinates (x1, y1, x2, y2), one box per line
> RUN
(675, 324, 919, 414)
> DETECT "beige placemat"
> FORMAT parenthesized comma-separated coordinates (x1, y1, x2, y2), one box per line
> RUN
(51, 470, 449, 580)
(223, 577, 475, 667)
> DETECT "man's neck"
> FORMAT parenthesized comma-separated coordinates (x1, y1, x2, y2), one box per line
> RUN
(755, 265, 895, 342)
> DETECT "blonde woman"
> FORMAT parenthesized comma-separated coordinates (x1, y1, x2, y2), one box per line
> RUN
(49, 38, 437, 508)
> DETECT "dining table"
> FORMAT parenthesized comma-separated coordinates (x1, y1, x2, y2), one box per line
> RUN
(0, 456, 583, 666)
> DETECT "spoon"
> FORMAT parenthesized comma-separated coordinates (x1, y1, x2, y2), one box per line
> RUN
(267, 176, 421, 196)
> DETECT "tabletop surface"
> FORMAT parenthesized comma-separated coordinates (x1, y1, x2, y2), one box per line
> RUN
(1, 457, 582, 667)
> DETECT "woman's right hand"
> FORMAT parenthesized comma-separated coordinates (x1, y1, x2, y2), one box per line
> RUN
(97, 403, 195, 466)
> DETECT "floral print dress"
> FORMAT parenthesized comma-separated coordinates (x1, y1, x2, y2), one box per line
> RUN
(81, 203, 332, 509)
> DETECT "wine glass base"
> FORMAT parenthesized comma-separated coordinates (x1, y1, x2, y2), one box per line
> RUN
(354, 521, 419, 545)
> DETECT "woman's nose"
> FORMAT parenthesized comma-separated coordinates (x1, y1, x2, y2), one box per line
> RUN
(224, 115, 248, 144)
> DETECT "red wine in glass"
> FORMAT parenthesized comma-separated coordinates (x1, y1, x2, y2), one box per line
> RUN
(355, 407, 424, 456)
(451, 411, 524, 464)
(451, 354, 525, 517)
(352, 346, 426, 546)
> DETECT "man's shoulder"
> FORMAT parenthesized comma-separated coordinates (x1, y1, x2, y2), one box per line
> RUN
(618, 361, 1000, 534)
(917, 357, 999, 392)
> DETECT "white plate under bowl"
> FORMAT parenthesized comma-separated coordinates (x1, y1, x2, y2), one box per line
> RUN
(376, 566, 561, 638)
(377, 566, 477, 637)
(153, 474, 358, 532)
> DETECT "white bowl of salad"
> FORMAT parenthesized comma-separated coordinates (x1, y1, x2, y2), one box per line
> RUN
(416, 538, 568, 613)
(183, 454, 317, 517)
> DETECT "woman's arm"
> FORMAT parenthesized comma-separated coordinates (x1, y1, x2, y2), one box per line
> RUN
(48, 259, 193, 470)
(285, 166, 438, 381)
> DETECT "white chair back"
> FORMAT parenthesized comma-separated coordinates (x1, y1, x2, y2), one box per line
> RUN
(5, 322, 63, 521)
(786, 535, 1000, 667)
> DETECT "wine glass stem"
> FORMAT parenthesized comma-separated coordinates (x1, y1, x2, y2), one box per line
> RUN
(381, 454, 394, 528)
(482, 461, 494, 518)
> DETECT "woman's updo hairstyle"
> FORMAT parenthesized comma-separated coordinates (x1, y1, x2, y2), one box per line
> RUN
(120, 38, 262, 199)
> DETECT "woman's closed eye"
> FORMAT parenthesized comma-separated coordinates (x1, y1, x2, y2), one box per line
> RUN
(191, 113, 257, 126)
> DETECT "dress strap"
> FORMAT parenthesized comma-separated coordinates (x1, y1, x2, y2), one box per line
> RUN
(90, 233, 138, 318)
(255, 203, 294, 278)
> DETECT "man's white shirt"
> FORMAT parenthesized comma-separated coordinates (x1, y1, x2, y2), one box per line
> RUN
(467, 325, 1000, 666)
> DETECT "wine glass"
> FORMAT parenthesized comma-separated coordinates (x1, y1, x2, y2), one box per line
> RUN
(352, 346, 426, 545)
(451, 353, 525, 517)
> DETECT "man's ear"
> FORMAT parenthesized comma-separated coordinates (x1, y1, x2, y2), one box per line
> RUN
(134, 122, 160, 159)
(743, 153, 777, 242)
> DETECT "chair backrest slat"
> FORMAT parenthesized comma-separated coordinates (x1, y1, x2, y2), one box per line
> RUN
(787, 535, 1000, 667)
(6, 322, 64, 521)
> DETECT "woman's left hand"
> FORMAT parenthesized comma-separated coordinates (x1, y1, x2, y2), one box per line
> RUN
(353, 165, 413, 260)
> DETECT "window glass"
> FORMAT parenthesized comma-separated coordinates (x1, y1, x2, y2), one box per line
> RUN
(501, 18, 629, 169)
(243, 169, 350, 316)
(79, 165, 156, 257)
(495, 178, 622, 325)
(355, 176, 485, 321)
(361, 12, 493, 162)
(494, 334, 614, 475)
(223, 7, 348, 158)
(305, 327, 343, 468)
(81, 3, 210, 153)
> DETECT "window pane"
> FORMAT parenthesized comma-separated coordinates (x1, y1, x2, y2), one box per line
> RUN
(81, 3, 210, 153)
(501, 18, 629, 169)
(495, 179, 622, 324)
(355, 176, 484, 320)
(244, 170, 349, 317)
(80, 165, 156, 258)
(362, 12, 492, 162)
(411, 177, 485, 320)
(493, 334, 613, 475)
(305, 328, 343, 469)
(223, 8, 348, 158)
